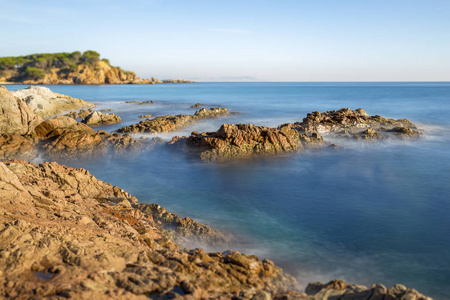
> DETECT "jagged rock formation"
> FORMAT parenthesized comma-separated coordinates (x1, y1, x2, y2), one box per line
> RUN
(11, 86, 95, 118)
(81, 111, 122, 126)
(290, 108, 421, 139)
(35, 116, 141, 159)
(117, 108, 230, 134)
(179, 123, 324, 160)
(0, 160, 432, 299)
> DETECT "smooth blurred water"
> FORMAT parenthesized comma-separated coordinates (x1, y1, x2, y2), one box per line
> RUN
(5, 82, 450, 299)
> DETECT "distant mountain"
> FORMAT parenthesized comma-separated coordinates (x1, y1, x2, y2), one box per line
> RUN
(0, 51, 193, 85)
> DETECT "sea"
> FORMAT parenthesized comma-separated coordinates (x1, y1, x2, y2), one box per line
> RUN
(5, 82, 450, 299)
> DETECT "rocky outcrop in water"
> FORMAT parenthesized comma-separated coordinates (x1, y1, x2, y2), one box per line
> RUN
(125, 100, 154, 104)
(35, 116, 141, 159)
(181, 123, 323, 160)
(139, 114, 153, 119)
(65, 108, 95, 120)
(190, 103, 203, 108)
(117, 108, 230, 134)
(11, 86, 95, 118)
(81, 111, 122, 126)
(303, 280, 431, 300)
(0, 87, 143, 160)
(291, 108, 421, 139)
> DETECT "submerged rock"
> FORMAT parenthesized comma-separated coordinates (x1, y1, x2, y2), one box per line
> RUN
(81, 111, 122, 125)
(117, 107, 230, 134)
(183, 123, 324, 160)
(11, 86, 95, 118)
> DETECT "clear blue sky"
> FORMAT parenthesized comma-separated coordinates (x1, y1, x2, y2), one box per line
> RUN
(1, 0, 449, 81)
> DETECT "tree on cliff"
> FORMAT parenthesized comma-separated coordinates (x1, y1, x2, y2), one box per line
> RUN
(82, 51, 100, 64)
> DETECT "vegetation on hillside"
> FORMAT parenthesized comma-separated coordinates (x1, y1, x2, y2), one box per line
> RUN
(0, 51, 115, 81)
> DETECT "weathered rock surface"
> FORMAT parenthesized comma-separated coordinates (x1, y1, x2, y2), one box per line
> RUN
(0, 134, 37, 161)
(291, 108, 421, 140)
(0, 160, 296, 299)
(0, 86, 43, 135)
(35, 117, 142, 159)
(117, 108, 230, 134)
(11, 86, 95, 118)
(82, 111, 122, 126)
(182, 123, 324, 160)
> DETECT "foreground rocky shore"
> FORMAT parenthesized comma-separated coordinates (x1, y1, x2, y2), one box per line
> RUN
(0, 160, 431, 299)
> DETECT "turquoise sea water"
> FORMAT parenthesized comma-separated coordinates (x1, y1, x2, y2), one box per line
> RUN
(5, 82, 450, 299)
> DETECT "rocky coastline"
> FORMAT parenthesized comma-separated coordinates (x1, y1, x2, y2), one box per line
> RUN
(0, 160, 431, 299)
(0, 85, 432, 299)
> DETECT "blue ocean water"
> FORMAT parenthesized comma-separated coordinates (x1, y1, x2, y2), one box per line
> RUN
(5, 82, 450, 299)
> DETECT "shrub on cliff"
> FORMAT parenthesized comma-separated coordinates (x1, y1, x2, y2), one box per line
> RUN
(24, 67, 45, 80)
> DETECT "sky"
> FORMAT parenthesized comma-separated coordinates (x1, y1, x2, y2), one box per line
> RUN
(1, 0, 449, 81)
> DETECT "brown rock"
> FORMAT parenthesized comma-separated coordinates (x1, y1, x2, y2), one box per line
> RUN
(35, 117, 141, 159)
(183, 123, 323, 160)
(82, 111, 122, 126)
(117, 108, 229, 134)
(0, 134, 37, 161)
(0, 86, 43, 136)
(65, 108, 95, 119)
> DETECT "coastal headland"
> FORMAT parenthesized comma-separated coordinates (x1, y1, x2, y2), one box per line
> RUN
(0, 51, 193, 85)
